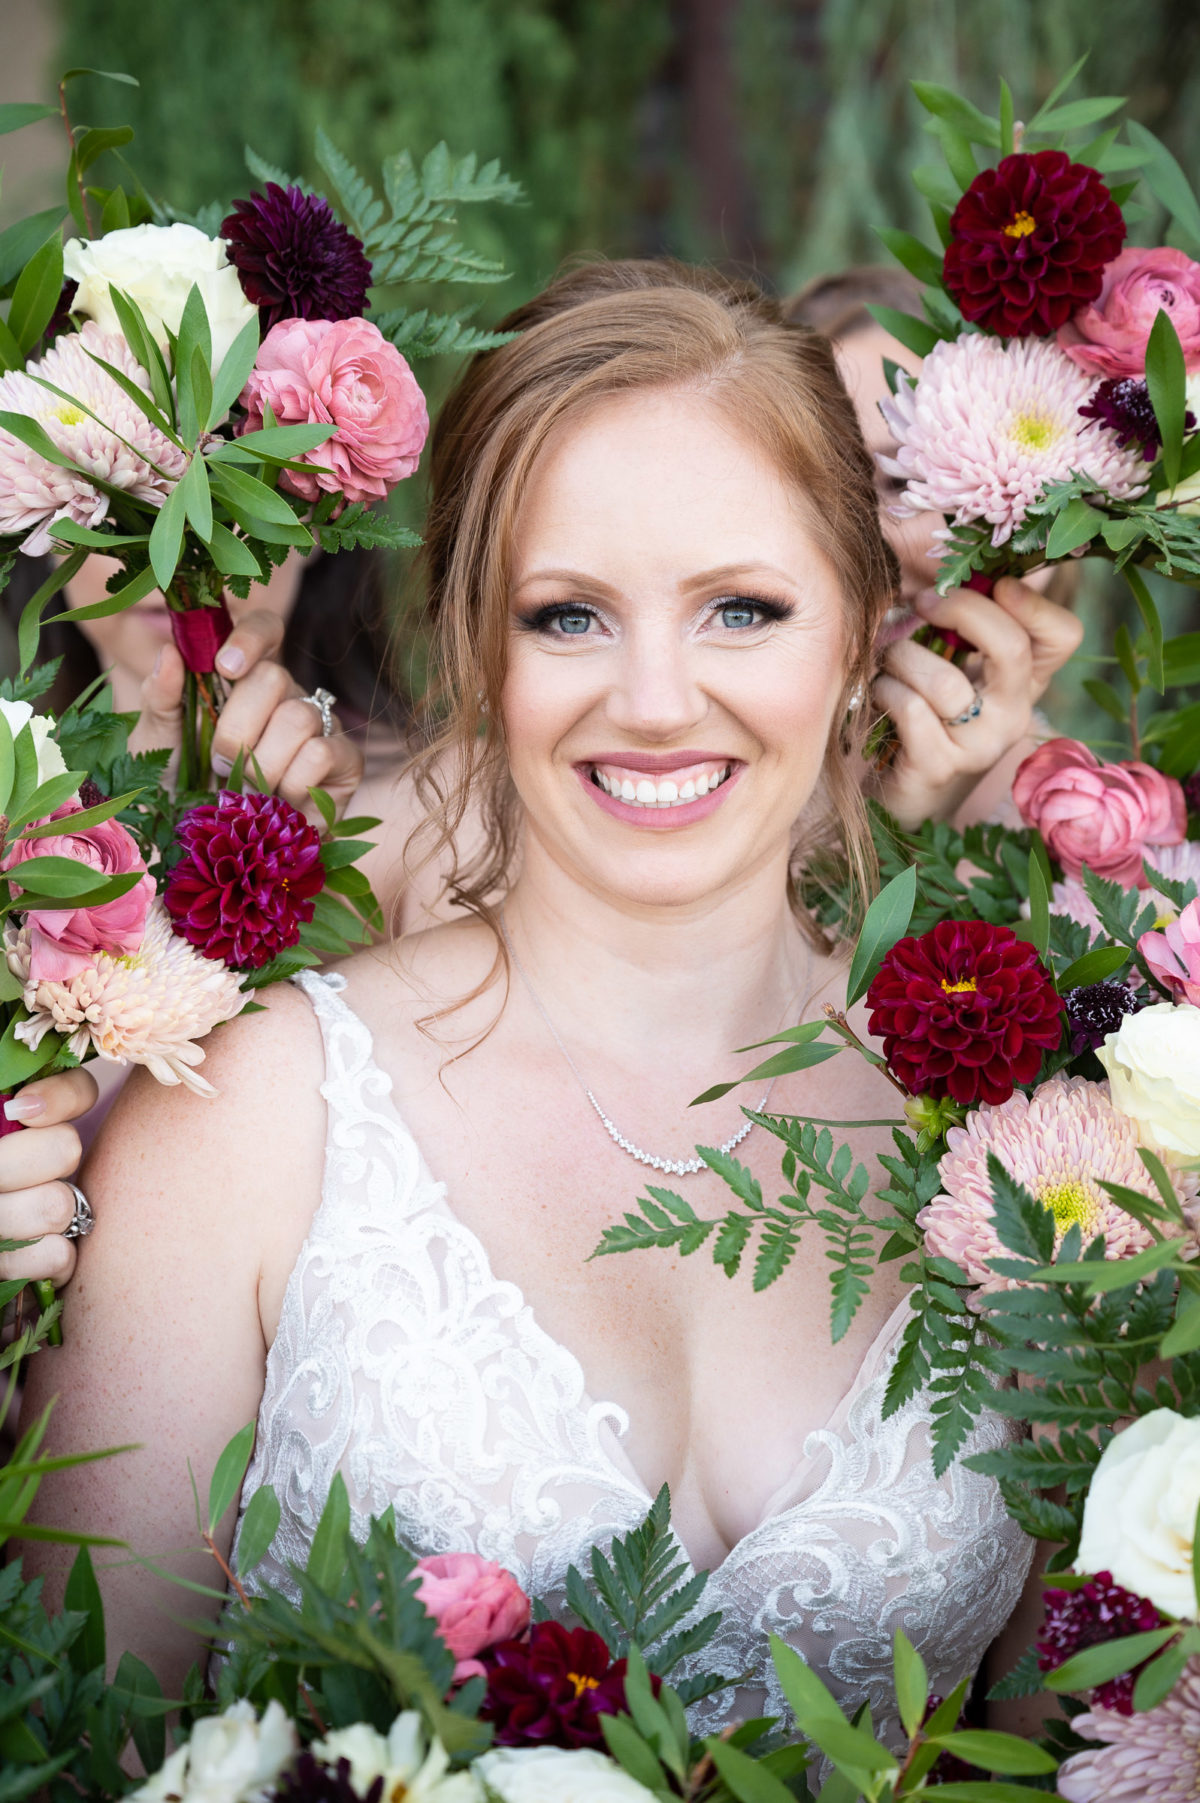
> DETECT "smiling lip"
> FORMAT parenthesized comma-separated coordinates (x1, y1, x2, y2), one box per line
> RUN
(575, 756, 743, 827)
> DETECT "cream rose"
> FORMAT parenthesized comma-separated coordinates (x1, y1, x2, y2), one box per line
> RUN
(313, 1712, 480, 1803)
(130, 1700, 296, 1803)
(475, 1746, 661, 1803)
(1098, 1001, 1200, 1165)
(1077, 1410, 1200, 1619)
(64, 222, 257, 382)
(0, 697, 67, 785)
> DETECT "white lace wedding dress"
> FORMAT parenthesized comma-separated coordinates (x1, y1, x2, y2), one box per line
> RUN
(233, 971, 1033, 1750)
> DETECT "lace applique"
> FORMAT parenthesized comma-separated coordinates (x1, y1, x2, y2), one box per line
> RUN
(234, 970, 1033, 1751)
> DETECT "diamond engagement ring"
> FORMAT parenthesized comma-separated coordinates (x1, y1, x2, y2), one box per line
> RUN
(300, 687, 338, 738)
(943, 685, 984, 728)
(62, 1183, 93, 1241)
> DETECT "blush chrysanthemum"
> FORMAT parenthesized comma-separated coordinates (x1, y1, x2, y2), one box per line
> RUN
(6, 904, 246, 1096)
(1057, 1654, 1200, 1801)
(917, 1073, 1200, 1293)
(878, 333, 1147, 548)
(0, 321, 187, 554)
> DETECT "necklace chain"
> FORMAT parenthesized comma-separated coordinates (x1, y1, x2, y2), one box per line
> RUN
(500, 908, 810, 1179)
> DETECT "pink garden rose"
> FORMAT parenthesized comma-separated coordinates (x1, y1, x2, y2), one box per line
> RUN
(4, 803, 155, 982)
(1013, 738, 1186, 886)
(239, 316, 428, 506)
(1141, 896, 1200, 1006)
(413, 1552, 530, 1682)
(1058, 246, 1200, 378)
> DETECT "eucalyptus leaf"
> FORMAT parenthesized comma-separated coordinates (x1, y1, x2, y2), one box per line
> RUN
(845, 863, 917, 1007)
(1146, 307, 1188, 494)
(206, 1421, 255, 1535)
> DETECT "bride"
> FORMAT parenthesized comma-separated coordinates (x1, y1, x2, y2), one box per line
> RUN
(25, 260, 1057, 1743)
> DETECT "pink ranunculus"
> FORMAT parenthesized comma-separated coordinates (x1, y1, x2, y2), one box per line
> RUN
(238, 316, 428, 507)
(1012, 738, 1186, 887)
(1141, 896, 1200, 1006)
(413, 1553, 530, 1683)
(1058, 246, 1200, 379)
(4, 804, 155, 982)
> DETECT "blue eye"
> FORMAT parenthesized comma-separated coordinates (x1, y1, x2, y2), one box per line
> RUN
(556, 609, 593, 635)
(719, 600, 759, 629)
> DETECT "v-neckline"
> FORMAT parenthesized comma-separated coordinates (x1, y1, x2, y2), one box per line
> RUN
(317, 973, 915, 1573)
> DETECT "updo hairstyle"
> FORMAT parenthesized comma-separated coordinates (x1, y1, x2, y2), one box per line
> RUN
(405, 258, 899, 941)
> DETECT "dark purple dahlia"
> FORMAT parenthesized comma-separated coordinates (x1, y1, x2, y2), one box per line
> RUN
(1079, 376, 1196, 460)
(164, 789, 324, 971)
(1037, 1571, 1166, 1714)
(1185, 772, 1200, 818)
(275, 1752, 381, 1803)
(1066, 981, 1143, 1056)
(220, 183, 372, 330)
(481, 1621, 652, 1751)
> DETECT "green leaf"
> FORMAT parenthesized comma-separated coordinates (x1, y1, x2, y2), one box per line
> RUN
(8, 234, 63, 356)
(0, 314, 23, 374)
(874, 227, 944, 288)
(1057, 944, 1129, 990)
(306, 1470, 351, 1590)
(930, 1730, 1057, 1776)
(205, 313, 260, 428)
(79, 346, 179, 438)
(44, 560, 158, 627)
(1026, 846, 1050, 960)
(999, 78, 1014, 156)
(930, 1788, 1065, 1802)
(107, 285, 173, 417)
(1041, 1624, 1178, 1693)
(177, 452, 212, 544)
(599, 1715, 669, 1794)
(210, 461, 305, 527)
(0, 102, 58, 136)
(1126, 120, 1200, 248)
(865, 304, 941, 357)
(60, 66, 139, 85)
(1032, 96, 1125, 133)
(893, 1628, 928, 1740)
(0, 711, 15, 816)
(1045, 496, 1104, 558)
(17, 545, 87, 674)
(1125, 563, 1166, 693)
(203, 520, 263, 580)
(911, 82, 1000, 147)
(100, 185, 131, 233)
(692, 1039, 841, 1106)
(17, 788, 141, 839)
(1133, 1636, 1192, 1711)
(148, 477, 188, 590)
(846, 862, 917, 1007)
(114, 1651, 165, 1776)
(706, 1739, 798, 1803)
(1147, 307, 1188, 494)
(1028, 53, 1091, 125)
(63, 1544, 104, 1674)
(0, 207, 65, 291)
(211, 423, 337, 462)
(206, 1421, 255, 1534)
(8, 852, 123, 897)
(235, 1483, 281, 1577)
(0, 1015, 59, 1091)
(74, 124, 134, 176)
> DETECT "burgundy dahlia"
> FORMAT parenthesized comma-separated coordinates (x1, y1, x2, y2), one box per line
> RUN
(944, 151, 1126, 338)
(481, 1621, 646, 1750)
(865, 919, 1065, 1106)
(1037, 1571, 1166, 1714)
(164, 790, 324, 971)
(1183, 772, 1200, 819)
(1079, 376, 1196, 460)
(220, 183, 372, 331)
(274, 1752, 381, 1803)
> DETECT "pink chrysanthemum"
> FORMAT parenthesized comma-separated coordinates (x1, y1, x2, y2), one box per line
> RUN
(1051, 841, 1200, 939)
(1058, 1654, 1200, 1800)
(878, 333, 1148, 548)
(6, 903, 246, 1096)
(0, 321, 187, 555)
(917, 1073, 1200, 1293)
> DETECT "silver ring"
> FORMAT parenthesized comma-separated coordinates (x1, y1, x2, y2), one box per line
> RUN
(62, 1183, 93, 1241)
(943, 685, 984, 728)
(300, 688, 337, 738)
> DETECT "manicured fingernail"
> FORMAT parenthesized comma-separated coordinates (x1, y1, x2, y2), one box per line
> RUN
(211, 752, 234, 777)
(4, 1095, 44, 1122)
(217, 647, 245, 677)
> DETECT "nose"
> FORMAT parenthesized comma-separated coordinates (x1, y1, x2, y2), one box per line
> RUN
(602, 617, 708, 742)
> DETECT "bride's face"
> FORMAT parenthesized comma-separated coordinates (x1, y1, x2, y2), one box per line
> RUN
(502, 386, 851, 911)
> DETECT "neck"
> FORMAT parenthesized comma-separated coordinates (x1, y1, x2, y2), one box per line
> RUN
(502, 838, 814, 1077)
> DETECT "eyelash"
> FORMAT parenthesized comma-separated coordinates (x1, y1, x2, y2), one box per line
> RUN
(515, 593, 795, 637)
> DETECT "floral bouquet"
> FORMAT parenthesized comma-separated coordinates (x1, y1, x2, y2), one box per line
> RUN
(0, 69, 521, 787)
(589, 71, 1200, 1798)
(0, 72, 521, 1353)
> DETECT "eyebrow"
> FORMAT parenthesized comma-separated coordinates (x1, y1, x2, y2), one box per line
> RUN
(512, 562, 801, 595)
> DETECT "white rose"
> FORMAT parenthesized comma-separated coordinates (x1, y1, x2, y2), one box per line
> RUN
(0, 697, 67, 785)
(1077, 1409, 1200, 1619)
(475, 1746, 660, 1803)
(314, 1712, 481, 1803)
(63, 222, 257, 382)
(131, 1700, 297, 1803)
(1098, 1001, 1200, 1165)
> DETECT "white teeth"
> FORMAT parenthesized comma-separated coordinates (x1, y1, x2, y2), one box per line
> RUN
(621, 779, 637, 802)
(679, 780, 695, 801)
(695, 774, 710, 796)
(657, 780, 677, 804)
(636, 779, 658, 804)
(593, 763, 731, 807)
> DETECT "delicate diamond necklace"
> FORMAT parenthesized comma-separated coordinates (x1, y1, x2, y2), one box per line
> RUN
(500, 909, 811, 1179)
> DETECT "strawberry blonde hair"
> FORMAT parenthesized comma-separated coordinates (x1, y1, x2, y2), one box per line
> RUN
(402, 258, 898, 947)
